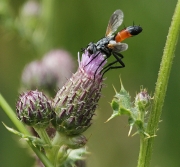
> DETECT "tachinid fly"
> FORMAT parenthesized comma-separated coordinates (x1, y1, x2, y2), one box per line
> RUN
(84, 9, 142, 76)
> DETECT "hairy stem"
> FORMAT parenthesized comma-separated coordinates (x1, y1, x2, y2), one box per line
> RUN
(137, 0, 180, 166)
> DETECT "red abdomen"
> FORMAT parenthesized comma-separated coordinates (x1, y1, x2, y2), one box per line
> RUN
(115, 29, 132, 42)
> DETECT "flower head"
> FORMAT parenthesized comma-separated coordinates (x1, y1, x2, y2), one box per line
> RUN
(52, 50, 107, 135)
(21, 49, 75, 96)
(16, 90, 54, 128)
(21, 61, 56, 91)
(42, 49, 75, 87)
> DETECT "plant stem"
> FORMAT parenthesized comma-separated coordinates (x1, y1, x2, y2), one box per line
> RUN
(48, 132, 66, 166)
(0, 94, 30, 135)
(34, 127, 52, 155)
(34, 128, 52, 146)
(28, 141, 54, 167)
(0, 94, 54, 167)
(137, 1, 180, 166)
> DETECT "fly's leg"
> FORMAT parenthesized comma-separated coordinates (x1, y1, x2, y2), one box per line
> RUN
(101, 52, 124, 72)
(85, 51, 101, 67)
(101, 52, 125, 77)
(93, 56, 109, 80)
(85, 43, 109, 67)
(92, 47, 112, 80)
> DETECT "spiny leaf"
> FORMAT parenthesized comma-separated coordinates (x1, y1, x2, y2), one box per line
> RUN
(107, 83, 133, 122)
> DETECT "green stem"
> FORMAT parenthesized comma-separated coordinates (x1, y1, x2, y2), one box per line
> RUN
(138, 134, 145, 165)
(28, 141, 54, 167)
(48, 132, 66, 166)
(34, 127, 52, 154)
(34, 128, 52, 146)
(0, 94, 30, 135)
(137, 0, 180, 167)
(0, 94, 54, 167)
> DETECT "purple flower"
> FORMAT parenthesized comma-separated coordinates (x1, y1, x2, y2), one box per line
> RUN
(52, 50, 107, 136)
(21, 49, 75, 96)
(42, 49, 75, 88)
(21, 61, 55, 90)
(78, 50, 106, 80)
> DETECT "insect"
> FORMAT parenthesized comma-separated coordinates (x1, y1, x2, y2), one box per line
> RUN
(85, 9, 142, 76)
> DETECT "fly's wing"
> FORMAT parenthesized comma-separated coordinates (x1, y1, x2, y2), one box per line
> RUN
(112, 43, 128, 52)
(105, 9, 124, 37)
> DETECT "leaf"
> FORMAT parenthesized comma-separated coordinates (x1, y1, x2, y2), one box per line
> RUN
(58, 147, 89, 167)
(106, 82, 133, 122)
(3, 122, 50, 148)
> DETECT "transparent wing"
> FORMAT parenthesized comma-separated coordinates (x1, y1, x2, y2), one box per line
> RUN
(105, 9, 124, 37)
(112, 43, 128, 52)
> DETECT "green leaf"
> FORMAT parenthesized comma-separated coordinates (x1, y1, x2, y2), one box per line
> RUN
(58, 147, 89, 167)
(3, 122, 50, 148)
(115, 83, 132, 110)
(107, 82, 133, 122)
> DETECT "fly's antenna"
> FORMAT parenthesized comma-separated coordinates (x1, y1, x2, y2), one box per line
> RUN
(133, 21, 135, 26)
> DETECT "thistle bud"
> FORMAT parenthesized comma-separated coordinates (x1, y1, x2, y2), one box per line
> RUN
(21, 61, 57, 92)
(21, 50, 75, 96)
(52, 50, 107, 135)
(135, 89, 151, 111)
(65, 135, 87, 149)
(42, 49, 75, 88)
(16, 90, 54, 128)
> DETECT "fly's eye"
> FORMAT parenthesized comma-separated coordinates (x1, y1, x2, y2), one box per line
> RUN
(87, 46, 93, 54)
(88, 49, 93, 54)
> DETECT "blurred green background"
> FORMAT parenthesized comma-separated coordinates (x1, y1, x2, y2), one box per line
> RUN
(0, 0, 180, 166)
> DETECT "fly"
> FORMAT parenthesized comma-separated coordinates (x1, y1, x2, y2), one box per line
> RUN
(84, 9, 142, 76)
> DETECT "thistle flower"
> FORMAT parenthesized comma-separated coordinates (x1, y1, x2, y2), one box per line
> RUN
(21, 49, 75, 96)
(21, 61, 56, 91)
(52, 50, 107, 136)
(16, 90, 54, 128)
(42, 49, 75, 88)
